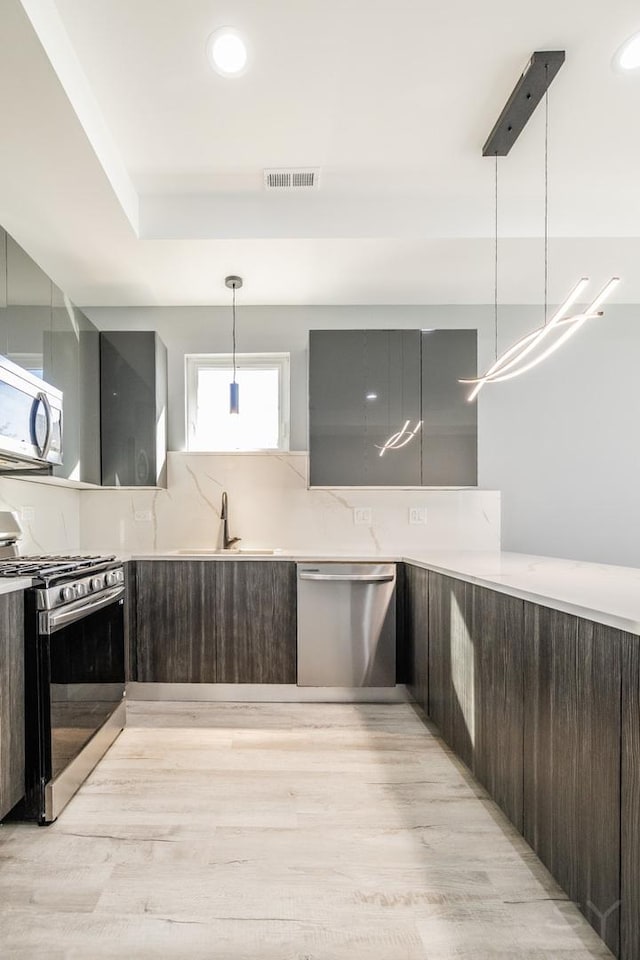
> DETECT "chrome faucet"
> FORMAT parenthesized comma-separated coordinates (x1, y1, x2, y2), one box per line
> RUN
(220, 491, 241, 550)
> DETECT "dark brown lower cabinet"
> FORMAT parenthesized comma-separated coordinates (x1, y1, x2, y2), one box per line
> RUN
(404, 564, 429, 711)
(428, 572, 474, 767)
(216, 561, 296, 683)
(471, 585, 524, 831)
(135, 561, 216, 682)
(134, 560, 296, 684)
(523, 604, 622, 957)
(421, 567, 634, 958)
(124, 560, 137, 681)
(0, 591, 25, 820)
(622, 635, 640, 960)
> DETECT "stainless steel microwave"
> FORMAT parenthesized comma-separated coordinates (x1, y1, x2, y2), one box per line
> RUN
(0, 355, 63, 471)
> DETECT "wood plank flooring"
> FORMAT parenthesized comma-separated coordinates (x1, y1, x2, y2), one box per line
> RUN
(0, 703, 613, 959)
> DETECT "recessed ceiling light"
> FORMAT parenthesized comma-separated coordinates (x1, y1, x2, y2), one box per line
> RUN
(207, 27, 248, 77)
(615, 31, 640, 71)
(366, 393, 378, 401)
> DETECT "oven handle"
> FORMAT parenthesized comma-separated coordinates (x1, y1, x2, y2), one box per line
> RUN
(40, 585, 125, 635)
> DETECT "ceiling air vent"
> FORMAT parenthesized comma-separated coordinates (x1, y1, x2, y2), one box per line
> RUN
(264, 168, 320, 191)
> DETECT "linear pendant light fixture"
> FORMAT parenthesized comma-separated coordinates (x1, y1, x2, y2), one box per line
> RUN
(461, 277, 620, 400)
(463, 51, 620, 401)
(225, 275, 242, 414)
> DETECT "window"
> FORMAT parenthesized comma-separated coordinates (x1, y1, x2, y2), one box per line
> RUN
(186, 353, 290, 452)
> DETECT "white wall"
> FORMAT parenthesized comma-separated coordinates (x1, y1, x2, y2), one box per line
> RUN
(87, 303, 640, 568)
(480, 304, 640, 568)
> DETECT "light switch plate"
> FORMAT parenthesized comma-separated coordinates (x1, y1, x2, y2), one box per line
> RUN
(134, 510, 153, 522)
(409, 507, 427, 525)
(20, 506, 35, 523)
(353, 507, 372, 525)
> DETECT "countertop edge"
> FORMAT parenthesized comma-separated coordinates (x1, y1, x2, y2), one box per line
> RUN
(403, 556, 640, 637)
(126, 550, 640, 637)
(0, 577, 33, 595)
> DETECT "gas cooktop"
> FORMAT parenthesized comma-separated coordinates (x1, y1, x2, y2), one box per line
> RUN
(0, 555, 118, 583)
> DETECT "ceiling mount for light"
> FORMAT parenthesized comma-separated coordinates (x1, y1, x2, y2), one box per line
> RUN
(207, 27, 248, 77)
(483, 51, 565, 156)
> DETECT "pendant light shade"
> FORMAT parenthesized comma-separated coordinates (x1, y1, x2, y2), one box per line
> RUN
(229, 380, 240, 414)
(225, 275, 243, 414)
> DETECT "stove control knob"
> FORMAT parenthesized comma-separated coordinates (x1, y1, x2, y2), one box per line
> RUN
(61, 586, 76, 602)
(90, 576, 104, 591)
(105, 571, 119, 587)
(75, 582, 88, 598)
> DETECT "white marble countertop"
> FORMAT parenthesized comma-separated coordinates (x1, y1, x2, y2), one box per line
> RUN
(131, 551, 398, 562)
(0, 577, 32, 596)
(404, 551, 640, 636)
(130, 549, 640, 636)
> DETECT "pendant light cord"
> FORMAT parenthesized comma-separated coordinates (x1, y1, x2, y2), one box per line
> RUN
(544, 64, 549, 324)
(494, 152, 498, 360)
(232, 284, 237, 383)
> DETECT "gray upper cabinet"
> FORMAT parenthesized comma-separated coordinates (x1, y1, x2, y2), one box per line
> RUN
(0, 228, 101, 484)
(1, 230, 53, 377)
(421, 330, 477, 485)
(309, 329, 422, 486)
(309, 328, 477, 486)
(100, 331, 167, 487)
(47, 287, 101, 484)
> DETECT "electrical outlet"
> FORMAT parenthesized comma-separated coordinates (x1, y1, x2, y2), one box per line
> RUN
(20, 506, 35, 523)
(353, 507, 372, 525)
(134, 510, 153, 522)
(409, 507, 427, 525)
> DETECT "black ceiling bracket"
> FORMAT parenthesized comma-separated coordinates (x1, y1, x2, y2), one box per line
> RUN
(483, 50, 565, 157)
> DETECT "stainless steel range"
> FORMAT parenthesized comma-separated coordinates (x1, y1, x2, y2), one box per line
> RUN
(0, 553, 126, 823)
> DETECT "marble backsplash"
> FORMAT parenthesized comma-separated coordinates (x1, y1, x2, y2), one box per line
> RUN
(0, 476, 81, 554)
(79, 452, 500, 556)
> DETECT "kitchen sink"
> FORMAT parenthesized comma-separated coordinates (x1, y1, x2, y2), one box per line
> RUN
(173, 548, 277, 556)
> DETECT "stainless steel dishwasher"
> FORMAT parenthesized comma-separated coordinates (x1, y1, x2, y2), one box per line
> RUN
(297, 563, 396, 686)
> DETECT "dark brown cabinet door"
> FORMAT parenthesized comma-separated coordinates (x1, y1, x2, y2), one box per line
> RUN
(404, 564, 429, 711)
(0, 591, 24, 819)
(523, 604, 622, 956)
(216, 562, 297, 683)
(471, 585, 524, 831)
(622, 634, 640, 960)
(428, 572, 474, 767)
(135, 561, 216, 682)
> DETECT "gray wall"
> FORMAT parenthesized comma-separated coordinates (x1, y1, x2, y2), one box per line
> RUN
(87, 303, 640, 568)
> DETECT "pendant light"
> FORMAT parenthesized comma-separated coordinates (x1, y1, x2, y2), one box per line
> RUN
(461, 52, 620, 401)
(225, 275, 242, 414)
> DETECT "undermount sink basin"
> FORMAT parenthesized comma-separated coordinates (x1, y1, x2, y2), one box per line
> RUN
(174, 548, 277, 556)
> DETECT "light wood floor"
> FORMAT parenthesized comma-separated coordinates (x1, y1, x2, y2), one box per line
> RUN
(0, 702, 613, 959)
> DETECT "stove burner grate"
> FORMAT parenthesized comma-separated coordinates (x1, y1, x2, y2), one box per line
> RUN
(0, 555, 116, 578)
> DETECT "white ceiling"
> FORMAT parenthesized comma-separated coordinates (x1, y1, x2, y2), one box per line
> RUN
(0, 0, 639, 305)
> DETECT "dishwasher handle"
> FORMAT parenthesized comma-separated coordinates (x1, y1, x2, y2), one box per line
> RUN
(298, 572, 395, 583)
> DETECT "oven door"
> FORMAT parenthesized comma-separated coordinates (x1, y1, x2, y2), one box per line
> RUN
(32, 587, 126, 823)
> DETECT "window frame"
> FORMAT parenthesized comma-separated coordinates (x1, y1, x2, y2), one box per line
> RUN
(185, 352, 290, 452)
